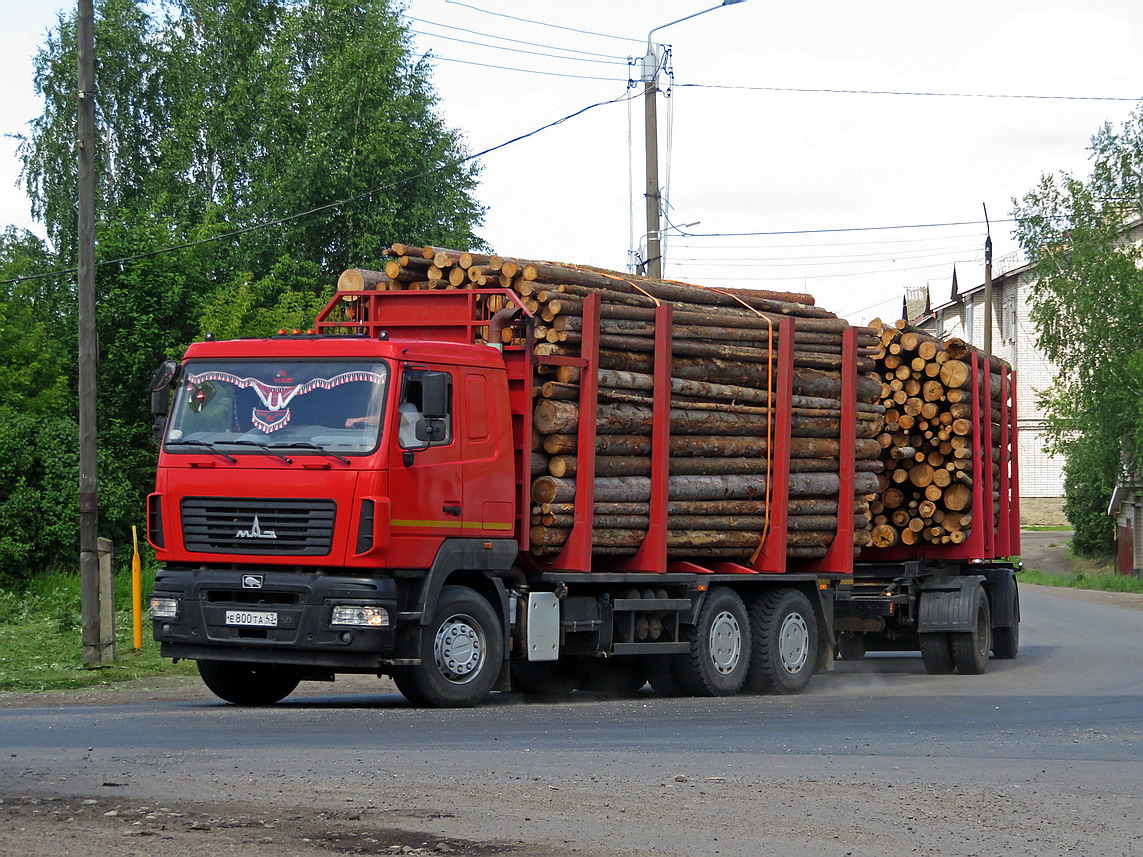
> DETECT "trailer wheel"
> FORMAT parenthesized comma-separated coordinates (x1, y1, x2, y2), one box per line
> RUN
(743, 588, 817, 694)
(951, 590, 992, 675)
(393, 585, 503, 708)
(919, 633, 955, 674)
(675, 587, 750, 696)
(837, 632, 866, 661)
(992, 588, 1020, 659)
(196, 660, 301, 705)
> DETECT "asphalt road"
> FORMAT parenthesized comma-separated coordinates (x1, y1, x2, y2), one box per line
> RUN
(2, 584, 1140, 857)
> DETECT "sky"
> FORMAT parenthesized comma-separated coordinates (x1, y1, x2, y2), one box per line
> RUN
(1, 0, 1141, 325)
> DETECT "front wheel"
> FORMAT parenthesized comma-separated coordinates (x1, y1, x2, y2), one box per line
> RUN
(393, 586, 503, 708)
(743, 588, 818, 694)
(197, 660, 301, 705)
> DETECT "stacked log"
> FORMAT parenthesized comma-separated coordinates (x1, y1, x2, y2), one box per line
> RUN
(867, 321, 1009, 548)
(337, 245, 886, 562)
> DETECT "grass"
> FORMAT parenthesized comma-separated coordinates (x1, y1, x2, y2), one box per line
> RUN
(1021, 525, 1074, 532)
(0, 564, 195, 693)
(1018, 552, 1143, 594)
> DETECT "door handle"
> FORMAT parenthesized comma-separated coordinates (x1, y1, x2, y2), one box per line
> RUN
(442, 504, 462, 516)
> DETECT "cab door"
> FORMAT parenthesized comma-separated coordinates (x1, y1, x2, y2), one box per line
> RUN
(385, 364, 463, 567)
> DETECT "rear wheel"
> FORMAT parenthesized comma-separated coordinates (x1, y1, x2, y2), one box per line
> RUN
(919, 632, 955, 674)
(992, 588, 1020, 659)
(392, 586, 502, 707)
(951, 590, 991, 675)
(744, 588, 818, 695)
(197, 660, 301, 705)
(675, 587, 750, 696)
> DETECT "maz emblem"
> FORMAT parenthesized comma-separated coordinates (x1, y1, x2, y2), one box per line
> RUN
(242, 574, 264, 589)
(236, 516, 277, 540)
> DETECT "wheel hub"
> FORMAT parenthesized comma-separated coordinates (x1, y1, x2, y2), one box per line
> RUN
(778, 612, 810, 674)
(708, 610, 743, 675)
(434, 615, 484, 684)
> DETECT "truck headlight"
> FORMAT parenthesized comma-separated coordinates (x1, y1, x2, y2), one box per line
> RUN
(150, 596, 179, 620)
(331, 604, 390, 628)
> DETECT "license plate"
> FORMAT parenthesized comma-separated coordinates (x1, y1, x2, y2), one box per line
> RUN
(225, 610, 278, 627)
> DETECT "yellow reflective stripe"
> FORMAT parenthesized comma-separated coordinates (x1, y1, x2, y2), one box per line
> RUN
(391, 519, 513, 531)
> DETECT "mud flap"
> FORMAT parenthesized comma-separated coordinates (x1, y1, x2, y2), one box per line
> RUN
(917, 575, 986, 633)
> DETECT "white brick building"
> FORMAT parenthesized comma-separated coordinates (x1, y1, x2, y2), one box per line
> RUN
(909, 217, 1143, 525)
(912, 260, 1063, 523)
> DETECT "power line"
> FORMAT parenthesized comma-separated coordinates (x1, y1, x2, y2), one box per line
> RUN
(669, 244, 980, 266)
(429, 53, 629, 82)
(407, 16, 628, 61)
(441, 1, 641, 46)
(670, 231, 985, 250)
(677, 219, 1018, 238)
(409, 28, 629, 66)
(676, 82, 1141, 102)
(0, 89, 640, 288)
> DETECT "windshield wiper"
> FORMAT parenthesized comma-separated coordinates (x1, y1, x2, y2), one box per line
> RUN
(269, 442, 351, 465)
(164, 439, 237, 463)
(222, 439, 294, 463)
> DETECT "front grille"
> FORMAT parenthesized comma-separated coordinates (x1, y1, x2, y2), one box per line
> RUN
(181, 497, 336, 555)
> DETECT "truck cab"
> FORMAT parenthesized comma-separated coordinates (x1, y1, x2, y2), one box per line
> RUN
(148, 332, 520, 706)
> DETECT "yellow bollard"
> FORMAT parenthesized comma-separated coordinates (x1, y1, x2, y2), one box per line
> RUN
(132, 525, 143, 651)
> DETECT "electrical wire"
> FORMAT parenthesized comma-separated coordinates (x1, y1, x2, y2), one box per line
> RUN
(676, 219, 1018, 238)
(675, 82, 1141, 102)
(408, 28, 629, 66)
(0, 89, 640, 288)
(441, 0, 642, 46)
(428, 53, 629, 82)
(407, 16, 629, 61)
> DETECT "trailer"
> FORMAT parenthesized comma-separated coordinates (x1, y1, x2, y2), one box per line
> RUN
(147, 255, 1019, 706)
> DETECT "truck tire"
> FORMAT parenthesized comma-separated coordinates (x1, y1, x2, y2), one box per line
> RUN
(919, 633, 955, 674)
(675, 587, 750, 696)
(196, 660, 301, 705)
(992, 588, 1020, 659)
(743, 588, 817, 694)
(951, 591, 992, 675)
(392, 585, 503, 708)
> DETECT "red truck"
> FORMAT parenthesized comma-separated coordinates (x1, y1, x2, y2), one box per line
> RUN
(147, 279, 1021, 706)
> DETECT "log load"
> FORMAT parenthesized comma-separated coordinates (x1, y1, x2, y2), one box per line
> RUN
(333, 246, 887, 563)
(867, 320, 1011, 548)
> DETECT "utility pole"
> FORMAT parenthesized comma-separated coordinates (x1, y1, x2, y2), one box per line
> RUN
(640, 1, 747, 279)
(982, 203, 993, 356)
(642, 47, 663, 279)
(77, 0, 111, 665)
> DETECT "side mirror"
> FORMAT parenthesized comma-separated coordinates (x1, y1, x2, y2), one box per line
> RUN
(421, 371, 449, 419)
(148, 360, 181, 416)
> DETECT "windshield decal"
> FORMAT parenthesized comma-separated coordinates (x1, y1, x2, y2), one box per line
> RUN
(186, 370, 385, 433)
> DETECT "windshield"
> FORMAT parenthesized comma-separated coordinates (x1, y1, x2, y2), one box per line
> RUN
(165, 359, 389, 456)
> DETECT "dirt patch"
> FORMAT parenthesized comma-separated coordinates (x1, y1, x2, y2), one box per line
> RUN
(0, 792, 585, 857)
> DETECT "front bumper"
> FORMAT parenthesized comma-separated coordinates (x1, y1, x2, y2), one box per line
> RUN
(152, 567, 399, 670)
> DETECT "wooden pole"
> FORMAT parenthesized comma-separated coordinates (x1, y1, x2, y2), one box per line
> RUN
(77, 0, 110, 666)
